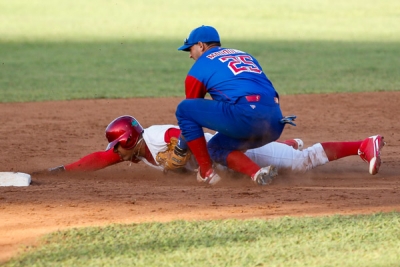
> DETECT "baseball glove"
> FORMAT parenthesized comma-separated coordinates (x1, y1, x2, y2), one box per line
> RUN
(156, 137, 191, 171)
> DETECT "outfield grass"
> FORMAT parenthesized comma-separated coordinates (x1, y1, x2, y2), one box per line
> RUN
(1, 0, 399, 102)
(5, 213, 400, 267)
(1, 40, 399, 102)
(1, 0, 398, 42)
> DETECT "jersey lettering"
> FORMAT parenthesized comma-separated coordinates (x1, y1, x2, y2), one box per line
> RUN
(219, 55, 262, 75)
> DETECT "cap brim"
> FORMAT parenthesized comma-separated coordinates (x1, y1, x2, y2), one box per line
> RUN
(177, 44, 193, 51)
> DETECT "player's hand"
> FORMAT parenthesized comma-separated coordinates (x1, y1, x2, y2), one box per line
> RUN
(48, 165, 66, 173)
(157, 147, 191, 172)
(156, 138, 191, 172)
(31, 165, 65, 176)
(164, 146, 191, 171)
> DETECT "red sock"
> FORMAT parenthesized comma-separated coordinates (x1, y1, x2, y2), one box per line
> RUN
(321, 141, 362, 161)
(187, 137, 213, 177)
(226, 151, 260, 177)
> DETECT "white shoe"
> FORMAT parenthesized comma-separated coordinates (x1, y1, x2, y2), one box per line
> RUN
(251, 166, 278, 186)
(197, 168, 221, 185)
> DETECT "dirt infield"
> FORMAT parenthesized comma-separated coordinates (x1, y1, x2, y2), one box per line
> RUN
(1, 92, 399, 262)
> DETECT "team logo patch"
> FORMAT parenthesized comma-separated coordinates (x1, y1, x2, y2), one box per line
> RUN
(250, 105, 256, 109)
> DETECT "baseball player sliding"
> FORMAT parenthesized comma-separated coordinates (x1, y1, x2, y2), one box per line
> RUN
(47, 115, 385, 186)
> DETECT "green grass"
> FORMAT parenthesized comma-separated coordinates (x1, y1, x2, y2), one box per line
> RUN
(1, 0, 399, 102)
(0, 40, 191, 102)
(1, 40, 399, 102)
(1, 0, 399, 42)
(5, 213, 400, 267)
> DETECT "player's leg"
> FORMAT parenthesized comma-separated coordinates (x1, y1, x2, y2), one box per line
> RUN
(320, 141, 361, 161)
(321, 135, 385, 174)
(246, 135, 384, 175)
(175, 99, 225, 183)
(175, 98, 283, 185)
(245, 142, 329, 174)
(207, 133, 279, 185)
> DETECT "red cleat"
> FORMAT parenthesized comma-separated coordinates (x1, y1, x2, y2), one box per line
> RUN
(358, 135, 385, 175)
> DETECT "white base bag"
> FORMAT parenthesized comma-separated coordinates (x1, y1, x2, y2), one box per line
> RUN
(0, 172, 31, 186)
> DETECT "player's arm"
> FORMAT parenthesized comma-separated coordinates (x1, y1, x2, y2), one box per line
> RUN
(49, 149, 124, 173)
(164, 126, 188, 156)
(164, 127, 181, 141)
(155, 127, 192, 171)
(185, 75, 207, 99)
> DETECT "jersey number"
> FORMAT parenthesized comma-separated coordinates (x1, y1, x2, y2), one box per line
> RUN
(219, 55, 262, 75)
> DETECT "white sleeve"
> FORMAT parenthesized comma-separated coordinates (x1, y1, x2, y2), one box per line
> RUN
(245, 142, 329, 174)
(142, 125, 177, 162)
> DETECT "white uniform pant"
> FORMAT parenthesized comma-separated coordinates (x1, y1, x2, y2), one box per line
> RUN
(244, 142, 329, 174)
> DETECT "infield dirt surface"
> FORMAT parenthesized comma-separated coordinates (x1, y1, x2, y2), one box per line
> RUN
(1, 92, 399, 262)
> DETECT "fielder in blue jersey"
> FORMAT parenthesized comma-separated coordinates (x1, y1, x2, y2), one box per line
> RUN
(163, 25, 296, 186)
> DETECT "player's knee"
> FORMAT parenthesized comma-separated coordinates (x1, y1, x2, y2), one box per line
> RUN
(175, 103, 184, 119)
(176, 102, 191, 122)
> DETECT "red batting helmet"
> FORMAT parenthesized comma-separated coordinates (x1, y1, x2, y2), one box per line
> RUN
(105, 115, 144, 151)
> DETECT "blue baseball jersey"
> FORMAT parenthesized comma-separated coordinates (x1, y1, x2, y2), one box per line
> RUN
(185, 47, 278, 103)
(176, 46, 287, 166)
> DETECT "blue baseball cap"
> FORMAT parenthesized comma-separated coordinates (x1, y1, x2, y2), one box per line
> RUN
(178, 25, 220, 51)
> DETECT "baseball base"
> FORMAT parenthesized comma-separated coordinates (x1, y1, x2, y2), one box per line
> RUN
(0, 172, 31, 187)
